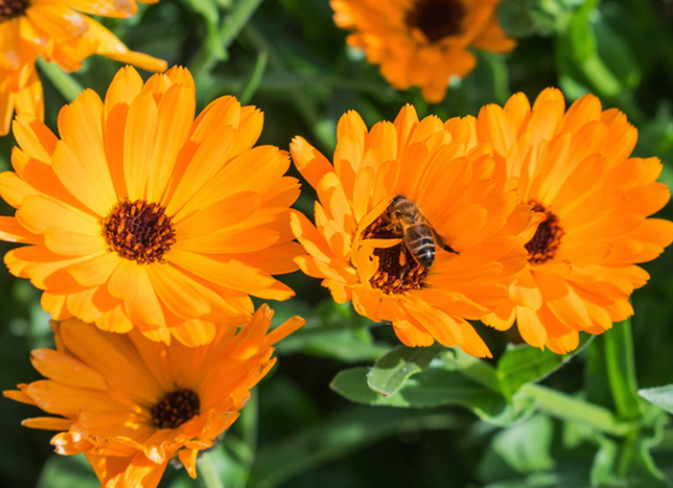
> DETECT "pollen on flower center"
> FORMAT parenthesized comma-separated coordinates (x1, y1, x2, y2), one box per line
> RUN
(362, 213, 427, 295)
(103, 200, 176, 264)
(0, 0, 28, 20)
(406, 0, 466, 43)
(525, 202, 564, 265)
(151, 389, 200, 430)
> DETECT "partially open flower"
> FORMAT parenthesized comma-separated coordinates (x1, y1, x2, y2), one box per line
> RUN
(4, 305, 304, 488)
(291, 105, 535, 357)
(476, 89, 673, 353)
(0, 66, 301, 345)
(0, 0, 167, 135)
(331, 0, 516, 103)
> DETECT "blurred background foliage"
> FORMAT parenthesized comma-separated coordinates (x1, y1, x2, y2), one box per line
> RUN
(2, 0, 673, 487)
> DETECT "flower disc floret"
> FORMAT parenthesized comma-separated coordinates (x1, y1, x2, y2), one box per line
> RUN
(4, 305, 305, 488)
(331, 0, 515, 102)
(290, 105, 536, 357)
(0, 66, 301, 345)
(475, 89, 673, 353)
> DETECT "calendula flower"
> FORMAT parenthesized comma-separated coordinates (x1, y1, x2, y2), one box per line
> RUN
(290, 105, 536, 357)
(476, 89, 673, 353)
(0, 66, 301, 345)
(331, 0, 516, 103)
(0, 0, 167, 135)
(4, 305, 304, 488)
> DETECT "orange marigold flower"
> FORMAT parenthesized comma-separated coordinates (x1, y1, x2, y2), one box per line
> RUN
(331, 0, 516, 103)
(475, 88, 673, 353)
(4, 305, 304, 488)
(0, 66, 302, 345)
(0, 0, 167, 135)
(290, 105, 536, 357)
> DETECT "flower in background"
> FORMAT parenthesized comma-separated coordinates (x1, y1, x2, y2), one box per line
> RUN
(331, 0, 515, 103)
(0, 0, 167, 135)
(0, 66, 301, 345)
(4, 305, 304, 488)
(475, 89, 673, 353)
(290, 105, 536, 358)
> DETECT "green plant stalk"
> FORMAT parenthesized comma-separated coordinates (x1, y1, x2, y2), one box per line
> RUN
(242, 23, 336, 150)
(521, 384, 639, 437)
(445, 349, 501, 393)
(190, 0, 266, 79)
(198, 451, 225, 488)
(235, 389, 259, 488)
(604, 319, 642, 420)
(36, 58, 83, 102)
(239, 51, 268, 104)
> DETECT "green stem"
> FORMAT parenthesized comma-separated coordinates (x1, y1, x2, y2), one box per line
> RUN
(444, 349, 501, 393)
(36, 58, 83, 103)
(604, 319, 643, 420)
(198, 451, 225, 488)
(242, 23, 336, 150)
(208, 73, 395, 99)
(521, 384, 639, 437)
(232, 388, 259, 488)
(239, 51, 268, 104)
(190, 0, 266, 79)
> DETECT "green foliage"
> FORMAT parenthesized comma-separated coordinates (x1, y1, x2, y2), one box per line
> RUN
(497, 337, 592, 399)
(2, 0, 673, 487)
(640, 386, 673, 415)
(366, 344, 444, 396)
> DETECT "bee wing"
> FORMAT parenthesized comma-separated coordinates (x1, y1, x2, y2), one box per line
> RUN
(422, 215, 459, 255)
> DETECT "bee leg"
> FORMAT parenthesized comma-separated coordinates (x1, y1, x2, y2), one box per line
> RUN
(441, 243, 459, 254)
(434, 232, 459, 255)
(385, 222, 402, 233)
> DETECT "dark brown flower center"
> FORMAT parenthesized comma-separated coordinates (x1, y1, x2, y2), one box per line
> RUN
(406, 0, 466, 43)
(0, 0, 27, 20)
(525, 202, 564, 265)
(151, 389, 200, 430)
(361, 214, 427, 295)
(103, 200, 176, 264)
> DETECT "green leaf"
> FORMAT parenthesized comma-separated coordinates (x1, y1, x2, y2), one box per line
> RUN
(590, 409, 670, 488)
(556, 0, 642, 107)
(275, 301, 389, 363)
(639, 385, 673, 415)
(331, 367, 532, 426)
(36, 454, 98, 488)
(497, 337, 592, 399)
(253, 406, 460, 488)
(479, 415, 556, 482)
(366, 344, 444, 397)
(277, 328, 389, 363)
(497, 0, 579, 38)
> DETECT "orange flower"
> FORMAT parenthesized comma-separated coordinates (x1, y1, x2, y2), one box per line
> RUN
(4, 305, 304, 488)
(0, 66, 301, 345)
(331, 0, 516, 103)
(290, 105, 536, 357)
(475, 89, 673, 353)
(0, 0, 167, 135)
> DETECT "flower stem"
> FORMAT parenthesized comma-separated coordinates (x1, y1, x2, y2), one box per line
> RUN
(521, 384, 639, 436)
(36, 58, 83, 103)
(198, 451, 225, 488)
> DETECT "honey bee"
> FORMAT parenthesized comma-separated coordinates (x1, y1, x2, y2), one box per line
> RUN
(386, 195, 457, 268)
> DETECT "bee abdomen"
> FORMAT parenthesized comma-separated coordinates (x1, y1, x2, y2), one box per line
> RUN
(415, 245, 435, 268)
(405, 229, 436, 268)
